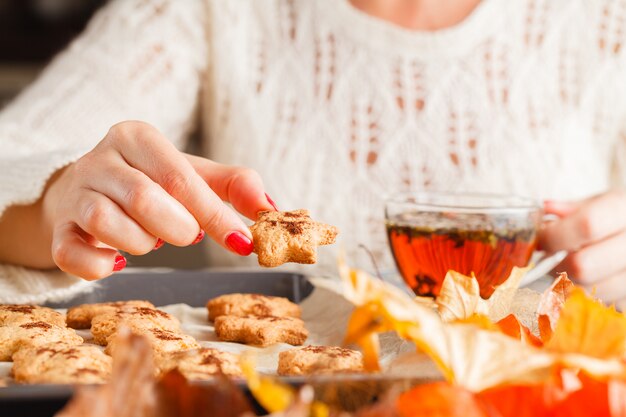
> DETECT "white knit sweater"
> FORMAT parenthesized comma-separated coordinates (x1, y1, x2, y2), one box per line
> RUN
(1, 0, 625, 303)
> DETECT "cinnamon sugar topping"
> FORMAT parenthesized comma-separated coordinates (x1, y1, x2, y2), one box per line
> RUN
(20, 322, 52, 330)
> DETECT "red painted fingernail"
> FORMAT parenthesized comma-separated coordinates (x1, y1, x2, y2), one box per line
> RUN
(192, 230, 205, 245)
(265, 193, 279, 211)
(153, 238, 165, 250)
(544, 200, 562, 210)
(113, 255, 126, 272)
(225, 232, 254, 256)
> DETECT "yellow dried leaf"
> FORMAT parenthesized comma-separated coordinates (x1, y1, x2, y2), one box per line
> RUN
(240, 355, 294, 413)
(436, 271, 488, 321)
(487, 267, 531, 321)
(431, 322, 553, 390)
(356, 332, 382, 372)
(340, 260, 553, 391)
(240, 355, 330, 417)
(343, 303, 388, 371)
(497, 314, 543, 347)
(537, 273, 575, 343)
(436, 267, 530, 323)
(340, 258, 626, 396)
(455, 314, 499, 331)
(414, 295, 438, 310)
(547, 289, 626, 359)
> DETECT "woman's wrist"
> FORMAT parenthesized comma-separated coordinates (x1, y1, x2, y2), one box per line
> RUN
(0, 167, 67, 269)
(0, 198, 53, 268)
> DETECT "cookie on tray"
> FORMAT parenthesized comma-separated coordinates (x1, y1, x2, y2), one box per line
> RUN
(206, 293, 301, 321)
(90, 307, 180, 345)
(277, 345, 364, 376)
(0, 305, 66, 327)
(12, 343, 112, 384)
(250, 209, 338, 267)
(214, 315, 308, 347)
(105, 327, 200, 362)
(157, 347, 242, 380)
(0, 322, 83, 361)
(66, 300, 155, 329)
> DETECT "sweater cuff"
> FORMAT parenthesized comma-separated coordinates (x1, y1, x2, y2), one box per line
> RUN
(0, 146, 90, 218)
(0, 264, 95, 305)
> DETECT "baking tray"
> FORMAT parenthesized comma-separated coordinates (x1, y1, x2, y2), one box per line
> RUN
(0, 268, 315, 417)
(45, 268, 314, 309)
(0, 269, 438, 416)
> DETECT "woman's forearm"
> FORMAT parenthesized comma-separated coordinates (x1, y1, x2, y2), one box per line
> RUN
(0, 168, 64, 269)
(0, 198, 56, 269)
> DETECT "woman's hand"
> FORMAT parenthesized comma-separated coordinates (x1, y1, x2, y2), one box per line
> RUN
(37, 121, 275, 280)
(539, 190, 626, 303)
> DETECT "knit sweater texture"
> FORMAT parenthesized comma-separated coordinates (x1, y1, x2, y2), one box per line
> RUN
(1, 0, 625, 303)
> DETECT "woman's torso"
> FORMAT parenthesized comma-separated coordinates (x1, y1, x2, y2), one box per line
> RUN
(200, 0, 626, 272)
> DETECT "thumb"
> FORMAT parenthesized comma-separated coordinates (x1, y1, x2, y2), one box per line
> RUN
(184, 154, 276, 220)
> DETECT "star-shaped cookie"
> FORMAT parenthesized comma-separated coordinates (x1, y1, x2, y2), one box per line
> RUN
(250, 209, 338, 267)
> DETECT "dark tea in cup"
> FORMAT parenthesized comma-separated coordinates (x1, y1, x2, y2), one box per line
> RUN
(385, 193, 541, 299)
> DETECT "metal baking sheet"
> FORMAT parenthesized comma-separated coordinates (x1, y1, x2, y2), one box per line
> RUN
(45, 268, 314, 308)
(0, 268, 314, 417)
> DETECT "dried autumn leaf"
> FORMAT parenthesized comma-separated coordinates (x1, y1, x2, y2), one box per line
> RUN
(343, 303, 384, 371)
(339, 256, 420, 319)
(478, 372, 622, 417)
(436, 267, 530, 323)
(240, 354, 329, 417)
(436, 271, 488, 321)
(608, 379, 626, 417)
(547, 288, 626, 359)
(429, 322, 553, 391)
(340, 259, 626, 412)
(456, 314, 499, 331)
(392, 372, 626, 417)
(413, 295, 438, 311)
(478, 383, 564, 417)
(156, 370, 253, 417)
(352, 332, 382, 372)
(343, 298, 423, 372)
(344, 304, 392, 346)
(339, 256, 438, 371)
(56, 330, 157, 417)
(556, 374, 613, 417)
(396, 382, 487, 417)
(340, 261, 554, 391)
(263, 386, 328, 417)
(241, 354, 295, 413)
(537, 272, 574, 342)
(487, 266, 531, 321)
(497, 314, 542, 347)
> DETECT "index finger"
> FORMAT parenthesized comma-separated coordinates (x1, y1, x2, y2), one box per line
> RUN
(540, 191, 626, 253)
(185, 155, 276, 220)
(106, 122, 253, 252)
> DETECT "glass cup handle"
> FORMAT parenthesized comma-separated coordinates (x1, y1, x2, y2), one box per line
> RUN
(519, 214, 568, 287)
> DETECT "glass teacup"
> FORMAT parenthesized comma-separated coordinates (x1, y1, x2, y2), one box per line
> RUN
(385, 192, 542, 299)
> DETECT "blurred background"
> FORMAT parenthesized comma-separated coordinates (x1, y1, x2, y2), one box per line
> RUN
(0, 0, 103, 107)
(0, 0, 209, 269)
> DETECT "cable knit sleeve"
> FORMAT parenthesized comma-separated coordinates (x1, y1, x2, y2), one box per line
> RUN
(616, 49, 626, 188)
(602, 1, 626, 188)
(0, 0, 208, 304)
